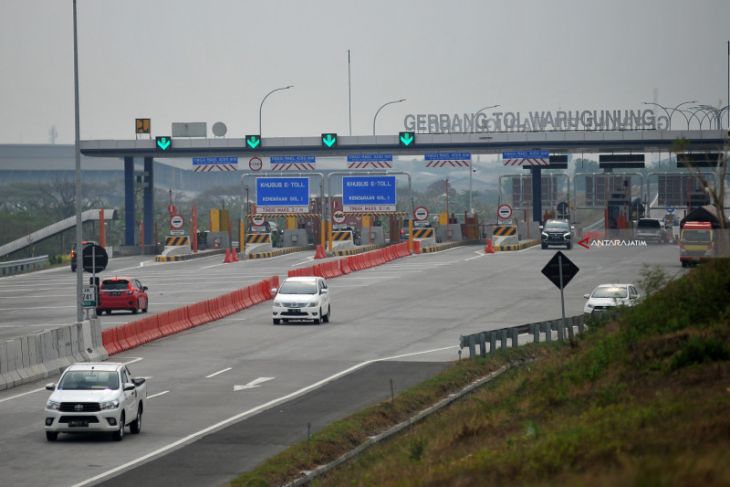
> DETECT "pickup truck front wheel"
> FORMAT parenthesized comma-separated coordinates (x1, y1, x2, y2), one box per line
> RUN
(45, 431, 58, 442)
(130, 404, 143, 434)
(112, 412, 125, 441)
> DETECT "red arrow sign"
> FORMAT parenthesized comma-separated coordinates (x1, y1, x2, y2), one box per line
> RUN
(578, 236, 590, 249)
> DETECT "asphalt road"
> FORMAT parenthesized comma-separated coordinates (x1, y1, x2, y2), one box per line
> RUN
(0, 243, 683, 486)
(0, 251, 318, 341)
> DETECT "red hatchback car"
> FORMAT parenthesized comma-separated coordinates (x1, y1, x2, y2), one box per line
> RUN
(96, 277, 149, 315)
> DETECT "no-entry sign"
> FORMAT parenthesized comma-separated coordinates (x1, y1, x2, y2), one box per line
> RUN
(414, 206, 429, 221)
(170, 215, 184, 229)
(497, 204, 513, 220)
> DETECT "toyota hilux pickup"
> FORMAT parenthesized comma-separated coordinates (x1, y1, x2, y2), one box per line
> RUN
(44, 362, 146, 441)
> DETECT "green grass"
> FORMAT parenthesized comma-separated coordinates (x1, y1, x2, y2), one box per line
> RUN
(229, 259, 730, 487)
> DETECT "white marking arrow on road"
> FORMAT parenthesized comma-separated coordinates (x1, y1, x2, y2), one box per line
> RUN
(233, 377, 275, 391)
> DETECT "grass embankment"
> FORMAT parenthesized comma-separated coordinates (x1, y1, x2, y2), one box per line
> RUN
(231, 259, 730, 487)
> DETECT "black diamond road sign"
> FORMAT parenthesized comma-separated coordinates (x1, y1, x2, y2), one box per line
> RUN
(541, 251, 579, 290)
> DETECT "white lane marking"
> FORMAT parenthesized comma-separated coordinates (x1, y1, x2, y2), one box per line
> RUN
(233, 377, 275, 391)
(0, 387, 46, 404)
(71, 345, 456, 487)
(206, 367, 232, 379)
(201, 263, 229, 270)
(465, 251, 485, 261)
(0, 305, 75, 311)
(118, 357, 144, 366)
(291, 257, 314, 267)
(0, 294, 73, 299)
(0, 323, 68, 328)
(147, 391, 170, 400)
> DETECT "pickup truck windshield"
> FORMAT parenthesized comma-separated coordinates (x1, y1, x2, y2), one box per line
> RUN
(59, 371, 119, 390)
(592, 287, 628, 298)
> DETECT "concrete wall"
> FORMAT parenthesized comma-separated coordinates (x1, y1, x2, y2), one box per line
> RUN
(0, 320, 108, 391)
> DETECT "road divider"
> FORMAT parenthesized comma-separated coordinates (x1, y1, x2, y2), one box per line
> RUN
(289, 242, 411, 278)
(0, 320, 107, 391)
(101, 275, 280, 356)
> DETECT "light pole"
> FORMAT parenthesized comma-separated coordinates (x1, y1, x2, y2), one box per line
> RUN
(642, 100, 697, 130)
(372, 98, 406, 135)
(694, 104, 730, 130)
(259, 85, 293, 136)
(475, 104, 500, 131)
(72, 0, 83, 322)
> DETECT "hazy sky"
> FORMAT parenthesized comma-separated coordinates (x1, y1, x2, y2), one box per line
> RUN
(1, 0, 729, 144)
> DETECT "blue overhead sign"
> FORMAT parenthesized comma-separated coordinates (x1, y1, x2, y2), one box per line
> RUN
(425, 152, 472, 160)
(256, 177, 310, 213)
(502, 150, 549, 159)
(270, 155, 316, 164)
(347, 153, 393, 163)
(192, 156, 238, 165)
(342, 176, 397, 212)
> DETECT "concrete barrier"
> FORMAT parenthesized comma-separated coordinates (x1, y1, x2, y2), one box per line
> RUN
(0, 319, 108, 391)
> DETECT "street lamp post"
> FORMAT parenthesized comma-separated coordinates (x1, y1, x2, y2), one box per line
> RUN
(72, 0, 83, 322)
(642, 100, 697, 130)
(259, 85, 293, 136)
(475, 104, 500, 131)
(372, 98, 406, 135)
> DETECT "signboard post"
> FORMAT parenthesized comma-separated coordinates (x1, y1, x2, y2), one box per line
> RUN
(541, 251, 580, 341)
(256, 177, 310, 213)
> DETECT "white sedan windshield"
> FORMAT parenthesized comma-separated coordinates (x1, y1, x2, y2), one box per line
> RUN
(279, 282, 318, 295)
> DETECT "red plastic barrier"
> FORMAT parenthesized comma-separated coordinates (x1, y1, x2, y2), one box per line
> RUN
(241, 287, 254, 308)
(188, 301, 210, 327)
(206, 298, 223, 321)
(250, 283, 264, 304)
(101, 327, 121, 355)
(116, 323, 135, 351)
(340, 257, 351, 274)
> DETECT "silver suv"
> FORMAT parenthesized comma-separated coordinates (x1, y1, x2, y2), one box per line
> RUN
(635, 218, 666, 243)
(541, 219, 573, 249)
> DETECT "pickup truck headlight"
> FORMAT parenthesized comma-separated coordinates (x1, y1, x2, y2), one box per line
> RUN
(307, 300, 319, 308)
(541, 232, 548, 238)
(46, 400, 61, 410)
(100, 399, 120, 410)
(564, 232, 571, 239)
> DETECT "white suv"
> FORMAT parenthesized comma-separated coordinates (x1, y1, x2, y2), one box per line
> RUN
(272, 276, 331, 325)
(44, 362, 146, 442)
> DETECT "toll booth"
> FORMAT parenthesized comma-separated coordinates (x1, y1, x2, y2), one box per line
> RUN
(606, 192, 631, 233)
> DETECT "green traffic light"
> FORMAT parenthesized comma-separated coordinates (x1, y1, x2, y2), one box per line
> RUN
(156, 136, 171, 151)
(245, 135, 261, 149)
(321, 133, 337, 148)
(399, 131, 414, 147)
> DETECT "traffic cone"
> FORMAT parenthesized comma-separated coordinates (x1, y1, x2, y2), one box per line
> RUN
(223, 248, 233, 263)
(314, 245, 326, 259)
(232, 249, 239, 261)
(485, 238, 495, 254)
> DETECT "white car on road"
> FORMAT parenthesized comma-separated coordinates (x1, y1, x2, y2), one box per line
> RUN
(44, 362, 146, 442)
(583, 283, 640, 314)
(272, 276, 331, 325)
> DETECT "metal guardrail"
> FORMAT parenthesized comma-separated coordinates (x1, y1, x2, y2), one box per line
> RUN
(459, 314, 586, 358)
(0, 255, 49, 277)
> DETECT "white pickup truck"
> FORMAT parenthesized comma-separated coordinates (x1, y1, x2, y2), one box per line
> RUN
(44, 362, 146, 442)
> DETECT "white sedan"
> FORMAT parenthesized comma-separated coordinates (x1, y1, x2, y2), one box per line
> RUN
(272, 276, 331, 325)
(583, 283, 640, 314)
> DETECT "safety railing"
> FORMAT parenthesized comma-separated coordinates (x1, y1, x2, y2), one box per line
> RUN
(0, 255, 49, 277)
(459, 314, 589, 358)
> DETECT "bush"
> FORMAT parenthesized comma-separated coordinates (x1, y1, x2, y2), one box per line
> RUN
(670, 336, 730, 371)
